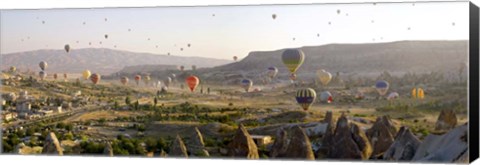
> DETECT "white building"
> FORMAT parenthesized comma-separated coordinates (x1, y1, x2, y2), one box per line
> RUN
(251, 135, 273, 146)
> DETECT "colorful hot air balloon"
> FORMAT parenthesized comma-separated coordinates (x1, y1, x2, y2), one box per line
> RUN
(240, 79, 253, 92)
(164, 77, 172, 87)
(121, 77, 129, 85)
(375, 80, 389, 96)
(39, 61, 48, 71)
(267, 67, 278, 79)
(186, 75, 200, 92)
(387, 92, 399, 100)
(320, 91, 333, 103)
(64, 44, 70, 53)
(317, 70, 332, 86)
(412, 87, 425, 99)
(82, 70, 91, 80)
(53, 73, 58, 80)
(135, 75, 141, 86)
(282, 49, 305, 75)
(90, 73, 100, 85)
(233, 56, 238, 61)
(296, 88, 317, 111)
(39, 71, 47, 80)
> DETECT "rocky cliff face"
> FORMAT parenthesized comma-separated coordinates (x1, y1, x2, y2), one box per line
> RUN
(383, 126, 421, 161)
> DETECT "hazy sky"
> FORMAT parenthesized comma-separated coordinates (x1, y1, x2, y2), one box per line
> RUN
(0, 1, 469, 60)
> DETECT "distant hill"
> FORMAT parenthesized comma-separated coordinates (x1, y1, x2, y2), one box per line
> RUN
(1, 48, 231, 75)
(136, 40, 468, 84)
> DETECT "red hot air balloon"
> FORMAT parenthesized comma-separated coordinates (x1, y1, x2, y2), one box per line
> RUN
(90, 73, 100, 85)
(186, 76, 200, 92)
(135, 75, 141, 86)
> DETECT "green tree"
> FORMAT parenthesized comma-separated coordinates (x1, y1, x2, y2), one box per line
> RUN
(125, 96, 131, 106)
(154, 97, 158, 106)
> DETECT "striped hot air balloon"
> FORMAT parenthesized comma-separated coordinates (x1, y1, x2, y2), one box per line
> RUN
(186, 75, 200, 92)
(375, 80, 389, 96)
(240, 79, 253, 92)
(90, 73, 100, 85)
(296, 88, 317, 111)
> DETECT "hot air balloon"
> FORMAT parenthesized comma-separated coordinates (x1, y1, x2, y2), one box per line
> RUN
(282, 49, 305, 75)
(53, 73, 58, 80)
(164, 77, 172, 87)
(187, 43, 191, 47)
(180, 66, 185, 71)
(105, 34, 108, 39)
(63, 73, 68, 81)
(387, 92, 399, 100)
(267, 67, 278, 79)
(64, 44, 70, 53)
(82, 70, 91, 80)
(240, 79, 253, 92)
(143, 75, 151, 86)
(39, 61, 48, 71)
(157, 81, 162, 88)
(296, 88, 317, 111)
(39, 71, 47, 80)
(412, 87, 425, 99)
(233, 56, 238, 61)
(320, 91, 333, 103)
(192, 65, 197, 71)
(186, 76, 200, 92)
(317, 70, 332, 86)
(375, 80, 389, 96)
(121, 77, 129, 85)
(9, 66, 16, 73)
(134, 75, 141, 86)
(90, 73, 100, 85)
(337, 9, 341, 14)
(272, 14, 277, 19)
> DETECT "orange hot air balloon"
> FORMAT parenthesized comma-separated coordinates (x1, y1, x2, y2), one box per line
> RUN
(90, 73, 100, 85)
(186, 75, 200, 92)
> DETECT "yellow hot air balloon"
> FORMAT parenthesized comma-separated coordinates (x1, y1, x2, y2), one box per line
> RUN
(412, 87, 425, 99)
(317, 69, 332, 86)
(82, 70, 91, 80)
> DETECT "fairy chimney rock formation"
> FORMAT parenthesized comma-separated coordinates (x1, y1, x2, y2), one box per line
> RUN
(188, 127, 210, 157)
(283, 126, 315, 160)
(42, 132, 63, 155)
(169, 134, 189, 158)
(103, 142, 114, 157)
(366, 115, 397, 158)
(227, 124, 259, 159)
(383, 126, 421, 161)
(434, 109, 457, 131)
(327, 114, 372, 160)
(269, 129, 288, 158)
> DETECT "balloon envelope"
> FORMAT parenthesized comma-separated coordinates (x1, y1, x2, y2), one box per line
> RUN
(240, 79, 253, 92)
(90, 73, 100, 84)
(39, 61, 48, 71)
(412, 87, 425, 99)
(387, 92, 400, 100)
(282, 49, 305, 74)
(64, 44, 70, 53)
(317, 70, 332, 86)
(186, 76, 200, 92)
(39, 71, 47, 80)
(296, 88, 317, 111)
(121, 77, 129, 85)
(375, 80, 389, 96)
(267, 67, 278, 79)
(82, 70, 91, 80)
(320, 91, 333, 103)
